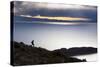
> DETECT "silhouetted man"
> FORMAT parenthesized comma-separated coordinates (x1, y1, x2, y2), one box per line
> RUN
(83, 59, 86, 61)
(31, 40, 34, 46)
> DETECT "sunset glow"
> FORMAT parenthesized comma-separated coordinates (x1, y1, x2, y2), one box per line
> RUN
(20, 15, 90, 21)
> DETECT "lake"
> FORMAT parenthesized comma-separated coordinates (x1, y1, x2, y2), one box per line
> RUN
(72, 53, 97, 62)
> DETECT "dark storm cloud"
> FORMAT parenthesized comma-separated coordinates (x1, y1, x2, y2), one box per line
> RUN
(12, 1, 97, 22)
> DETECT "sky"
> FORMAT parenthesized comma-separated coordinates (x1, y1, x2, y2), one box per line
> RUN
(12, 1, 97, 22)
(12, 1, 97, 50)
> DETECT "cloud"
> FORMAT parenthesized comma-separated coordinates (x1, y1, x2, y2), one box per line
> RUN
(12, 1, 97, 22)
(20, 15, 91, 21)
(13, 1, 96, 15)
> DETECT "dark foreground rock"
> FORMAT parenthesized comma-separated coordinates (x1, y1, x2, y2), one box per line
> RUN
(11, 41, 86, 66)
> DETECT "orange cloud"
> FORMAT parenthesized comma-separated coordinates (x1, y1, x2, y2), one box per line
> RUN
(20, 15, 91, 21)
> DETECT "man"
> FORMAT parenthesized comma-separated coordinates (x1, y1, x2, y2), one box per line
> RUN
(31, 40, 34, 46)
